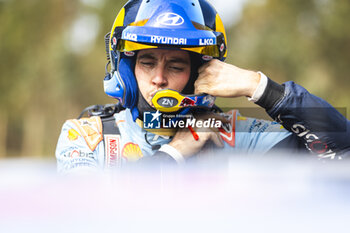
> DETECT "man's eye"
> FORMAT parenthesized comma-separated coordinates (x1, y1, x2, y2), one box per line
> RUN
(169, 66, 184, 71)
(140, 62, 154, 67)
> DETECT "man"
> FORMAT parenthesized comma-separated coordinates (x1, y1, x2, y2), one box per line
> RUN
(56, 0, 350, 172)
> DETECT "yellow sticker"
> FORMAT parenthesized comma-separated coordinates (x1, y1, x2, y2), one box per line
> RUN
(237, 116, 247, 121)
(122, 143, 143, 162)
(68, 128, 80, 141)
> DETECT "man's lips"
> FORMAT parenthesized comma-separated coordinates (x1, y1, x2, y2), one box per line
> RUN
(150, 90, 160, 97)
(149, 91, 159, 107)
(149, 89, 162, 101)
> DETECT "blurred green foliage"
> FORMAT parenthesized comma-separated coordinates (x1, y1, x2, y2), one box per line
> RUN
(223, 0, 350, 110)
(0, 0, 349, 157)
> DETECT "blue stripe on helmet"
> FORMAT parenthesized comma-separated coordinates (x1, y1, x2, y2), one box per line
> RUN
(123, 0, 143, 26)
(122, 26, 217, 46)
(198, 0, 217, 29)
(135, 0, 205, 26)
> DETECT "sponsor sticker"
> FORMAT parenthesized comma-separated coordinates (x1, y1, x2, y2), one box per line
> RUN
(123, 32, 137, 41)
(157, 97, 178, 108)
(202, 95, 215, 107)
(122, 143, 143, 162)
(219, 110, 237, 147)
(179, 97, 196, 107)
(124, 51, 135, 57)
(308, 140, 328, 154)
(64, 149, 94, 159)
(156, 12, 184, 26)
(237, 116, 247, 121)
(150, 36, 187, 45)
(202, 55, 213, 61)
(199, 38, 214, 46)
(67, 128, 80, 141)
(70, 117, 103, 151)
(104, 135, 121, 168)
(220, 43, 225, 52)
(291, 123, 335, 158)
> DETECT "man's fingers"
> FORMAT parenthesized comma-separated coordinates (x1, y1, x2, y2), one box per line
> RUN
(194, 79, 213, 95)
(198, 61, 212, 74)
(210, 131, 224, 148)
(194, 82, 206, 95)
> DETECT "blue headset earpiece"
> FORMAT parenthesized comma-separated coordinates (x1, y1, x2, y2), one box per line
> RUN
(104, 51, 139, 120)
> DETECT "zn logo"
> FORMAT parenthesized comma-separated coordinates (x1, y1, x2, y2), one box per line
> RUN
(157, 97, 178, 107)
(157, 13, 184, 26)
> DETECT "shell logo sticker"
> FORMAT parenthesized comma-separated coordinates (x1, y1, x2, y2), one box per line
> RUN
(122, 143, 143, 162)
(68, 128, 80, 141)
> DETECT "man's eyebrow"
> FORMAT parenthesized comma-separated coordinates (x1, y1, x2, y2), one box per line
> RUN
(168, 57, 190, 64)
(138, 53, 189, 64)
(138, 53, 156, 60)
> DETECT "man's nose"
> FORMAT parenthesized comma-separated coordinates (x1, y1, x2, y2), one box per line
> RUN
(151, 67, 168, 87)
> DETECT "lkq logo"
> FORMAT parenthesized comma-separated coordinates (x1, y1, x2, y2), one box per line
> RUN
(199, 38, 214, 46)
(123, 32, 137, 41)
(144, 110, 162, 129)
(156, 13, 184, 26)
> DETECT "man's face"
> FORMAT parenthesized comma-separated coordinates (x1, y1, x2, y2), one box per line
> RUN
(135, 49, 191, 106)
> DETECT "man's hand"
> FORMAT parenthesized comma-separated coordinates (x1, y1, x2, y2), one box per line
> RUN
(169, 126, 224, 158)
(168, 113, 228, 158)
(195, 59, 261, 98)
